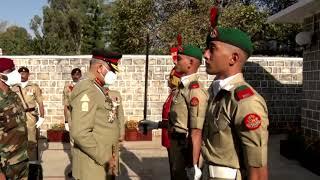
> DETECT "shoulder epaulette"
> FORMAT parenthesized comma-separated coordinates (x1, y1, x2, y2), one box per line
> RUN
(234, 85, 254, 101)
(189, 81, 200, 89)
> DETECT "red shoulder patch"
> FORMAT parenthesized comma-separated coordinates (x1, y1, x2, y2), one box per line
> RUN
(234, 85, 254, 101)
(190, 97, 199, 106)
(189, 82, 199, 89)
(244, 113, 261, 130)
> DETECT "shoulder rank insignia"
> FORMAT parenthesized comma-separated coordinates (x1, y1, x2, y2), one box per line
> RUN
(244, 113, 261, 130)
(234, 85, 254, 101)
(189, 81, 200, 89)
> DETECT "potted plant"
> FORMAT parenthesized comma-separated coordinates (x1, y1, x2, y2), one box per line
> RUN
(124, 120, 152, 141)
(47, 123, 70, 142)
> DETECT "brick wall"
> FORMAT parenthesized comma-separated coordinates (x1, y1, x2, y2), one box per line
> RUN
(4, 55, 302, 133)
(302, 13, 320, 138)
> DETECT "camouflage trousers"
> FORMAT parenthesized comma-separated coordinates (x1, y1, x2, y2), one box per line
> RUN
(2, 159, 28, 180)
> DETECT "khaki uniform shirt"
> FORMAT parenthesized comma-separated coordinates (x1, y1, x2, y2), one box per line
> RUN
(202, 74, 269, 170)
(70, 73, 119, 180)
(63, 82, 75, 123)
(169, 74, 208, 133)
(107, 90, 125, 139)
(20, 82, 43, 115)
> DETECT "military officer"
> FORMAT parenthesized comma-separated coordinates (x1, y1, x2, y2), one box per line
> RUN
(63, 67, 82, 178)
(202, 27, 269, 180)
(16, 66, 45, 163)
(140, 45, 208, 179)
(0, 58, 29, 179)
(70, 48, 122, 180)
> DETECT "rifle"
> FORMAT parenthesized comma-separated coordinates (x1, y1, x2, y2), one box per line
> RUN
(142, 33, 150, 135)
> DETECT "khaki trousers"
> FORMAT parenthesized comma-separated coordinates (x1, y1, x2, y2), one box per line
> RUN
(26, 112, 38, 161)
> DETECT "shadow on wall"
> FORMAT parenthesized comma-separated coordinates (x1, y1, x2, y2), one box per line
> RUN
(243, 61, 302, 133)
(118, 146, 170, 180)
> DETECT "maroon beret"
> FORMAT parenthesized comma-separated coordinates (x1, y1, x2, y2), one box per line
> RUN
(0, 58, 15, 73)
(92, 48, 122, 72)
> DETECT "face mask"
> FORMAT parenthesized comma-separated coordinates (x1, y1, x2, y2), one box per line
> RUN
(0, 70, 21, 86)
(104, 70, 117, 86)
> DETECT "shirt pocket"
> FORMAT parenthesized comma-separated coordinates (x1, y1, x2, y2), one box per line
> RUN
(212, 106, 229, 132)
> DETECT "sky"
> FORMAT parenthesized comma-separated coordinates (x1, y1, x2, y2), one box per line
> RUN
(0, 0, 48, 35)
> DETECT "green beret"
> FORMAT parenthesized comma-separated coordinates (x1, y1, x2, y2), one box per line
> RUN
(207, 27, 253, 56)
(179, 45, 202, 62)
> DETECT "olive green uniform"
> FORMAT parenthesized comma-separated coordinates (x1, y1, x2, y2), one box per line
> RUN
(0, 89, 29, 179)
(168, 73, 208, 179)
(12, 82, 43, 161)
(70, 72, 119, 180)
(201, 74, 269, 180)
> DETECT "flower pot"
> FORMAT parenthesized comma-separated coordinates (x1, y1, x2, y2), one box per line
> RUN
(47, 130, 70, 142)
(124, 128, 152, 141)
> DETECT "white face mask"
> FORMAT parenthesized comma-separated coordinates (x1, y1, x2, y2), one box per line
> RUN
(104, 70, 117, 86)
(0, 70, 21, 86)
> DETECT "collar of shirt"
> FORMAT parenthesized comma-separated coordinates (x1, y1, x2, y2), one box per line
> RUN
(181, 73, 198, 88)
(212, 73, 242, 95)
(20, 81, 29, 88)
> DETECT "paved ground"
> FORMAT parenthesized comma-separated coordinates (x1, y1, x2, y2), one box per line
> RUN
(39, 134, 319, 180)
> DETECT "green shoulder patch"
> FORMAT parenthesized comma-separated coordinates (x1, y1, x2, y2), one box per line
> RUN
(234, 85, 254, 101)
(189, 81, 200, 89)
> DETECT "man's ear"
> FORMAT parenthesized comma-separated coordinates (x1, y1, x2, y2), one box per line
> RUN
(229, 53, 239, 66)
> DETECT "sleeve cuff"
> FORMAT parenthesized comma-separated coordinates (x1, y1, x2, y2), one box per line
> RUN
(244, 145, 268, 167)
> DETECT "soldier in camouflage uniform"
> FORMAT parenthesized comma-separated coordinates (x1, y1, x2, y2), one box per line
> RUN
(0, 58, 29, 179)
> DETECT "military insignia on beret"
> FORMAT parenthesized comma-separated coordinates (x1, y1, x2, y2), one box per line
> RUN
(189, 82, 200, 89)
(190, 97, 199, 106)
(210, 28, 219, 39)
(234, 85, 254, 101)
(244, 113, 261, 130)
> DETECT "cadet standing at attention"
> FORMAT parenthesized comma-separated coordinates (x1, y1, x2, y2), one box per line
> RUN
(201, 22, 269, 180)
(0, 58, 29, 179)
(70, 48, 122, 180)
(17, 66, 45, 164)
(168, 45, 208, 180)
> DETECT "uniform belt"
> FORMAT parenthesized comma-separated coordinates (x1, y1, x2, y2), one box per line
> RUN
(25, 107, 36, 112)
(169, 132, 187, 140)
(208, 165, 237, 179)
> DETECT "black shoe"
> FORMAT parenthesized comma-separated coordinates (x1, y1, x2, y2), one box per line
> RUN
(67, 171, 72, 178)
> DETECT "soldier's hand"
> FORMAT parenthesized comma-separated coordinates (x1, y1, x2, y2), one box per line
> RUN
(186, 165, 202, 180)
(0, 173, 6, 180)
(36, 117, 45, 128)
(138, 120, 159, 132)
(108, 155, 118, 176)
(65, 123, 70, 131)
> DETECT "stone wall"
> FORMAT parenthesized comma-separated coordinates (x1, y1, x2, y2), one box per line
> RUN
(302, 13, 320, 137)
(5, 55, 302, 133)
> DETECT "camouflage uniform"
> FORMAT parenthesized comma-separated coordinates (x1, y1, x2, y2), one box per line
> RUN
(0, 89, 29, 179)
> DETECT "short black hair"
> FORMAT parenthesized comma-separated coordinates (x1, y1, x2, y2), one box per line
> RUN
(71, 68, 81, 75)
